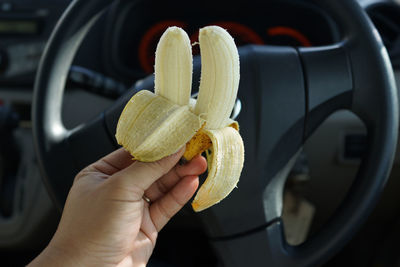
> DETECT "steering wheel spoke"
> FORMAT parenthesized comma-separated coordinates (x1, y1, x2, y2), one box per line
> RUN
(299, 43, 354, 138)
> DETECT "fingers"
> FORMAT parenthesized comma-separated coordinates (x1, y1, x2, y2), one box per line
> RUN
(91, 148, 134, 174)
(76, 148, 134, 180)
(145, 155, 207, 201)
(175, 154, 208, 177)
(112, 148, 185, 191)
(150, 175, 199, 232)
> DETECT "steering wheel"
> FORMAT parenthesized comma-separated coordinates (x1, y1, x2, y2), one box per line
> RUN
(33, 0, 398, 266)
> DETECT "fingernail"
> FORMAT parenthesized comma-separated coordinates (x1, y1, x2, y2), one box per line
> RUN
(179, 157, 188, 165)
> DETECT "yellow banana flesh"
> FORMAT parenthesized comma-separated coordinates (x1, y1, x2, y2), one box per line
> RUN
(115, 25, 244, 212)
(194, 26, 240, 129)
(155, 26, 192, 106)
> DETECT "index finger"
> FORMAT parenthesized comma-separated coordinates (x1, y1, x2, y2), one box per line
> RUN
(111, 147, 185, 191)
(90, 148, 135, 175)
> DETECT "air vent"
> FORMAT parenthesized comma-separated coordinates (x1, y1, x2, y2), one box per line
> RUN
(367, 2, 400, 68)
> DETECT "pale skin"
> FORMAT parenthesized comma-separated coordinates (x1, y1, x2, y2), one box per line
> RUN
(28, 147, 207, 267)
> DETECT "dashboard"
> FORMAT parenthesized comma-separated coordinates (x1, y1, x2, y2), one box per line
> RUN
(0, 0, 69, 86)
(0, 0, 342, 87)
(104, 0, 339, 80)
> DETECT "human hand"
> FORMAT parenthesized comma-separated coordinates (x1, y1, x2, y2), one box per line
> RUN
(29, 147, 207, 267)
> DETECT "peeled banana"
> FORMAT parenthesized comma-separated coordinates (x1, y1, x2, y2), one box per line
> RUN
(115, 26, 244, 212)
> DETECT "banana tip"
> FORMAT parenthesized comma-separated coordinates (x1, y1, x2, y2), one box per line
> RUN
(191, 201, 202, 212)
(200, 25, 228, 37)
(166, 26, 185, 36)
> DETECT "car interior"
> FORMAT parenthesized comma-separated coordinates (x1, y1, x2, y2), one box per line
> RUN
(1, 0, 400, 266)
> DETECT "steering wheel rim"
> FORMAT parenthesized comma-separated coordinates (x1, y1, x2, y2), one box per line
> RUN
(33, 0, 398, 266)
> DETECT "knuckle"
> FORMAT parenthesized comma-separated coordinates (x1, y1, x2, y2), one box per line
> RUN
(170, 189, 186, 206)
(158, 201, 174, 220)
(156, 180, 169, 194)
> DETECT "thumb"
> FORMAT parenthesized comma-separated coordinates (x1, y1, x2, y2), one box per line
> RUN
(111, 147, 185, 191)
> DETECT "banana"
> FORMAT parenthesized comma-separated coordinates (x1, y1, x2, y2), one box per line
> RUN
(115, 25, 244, 212)
(155, 26, 192, 106)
